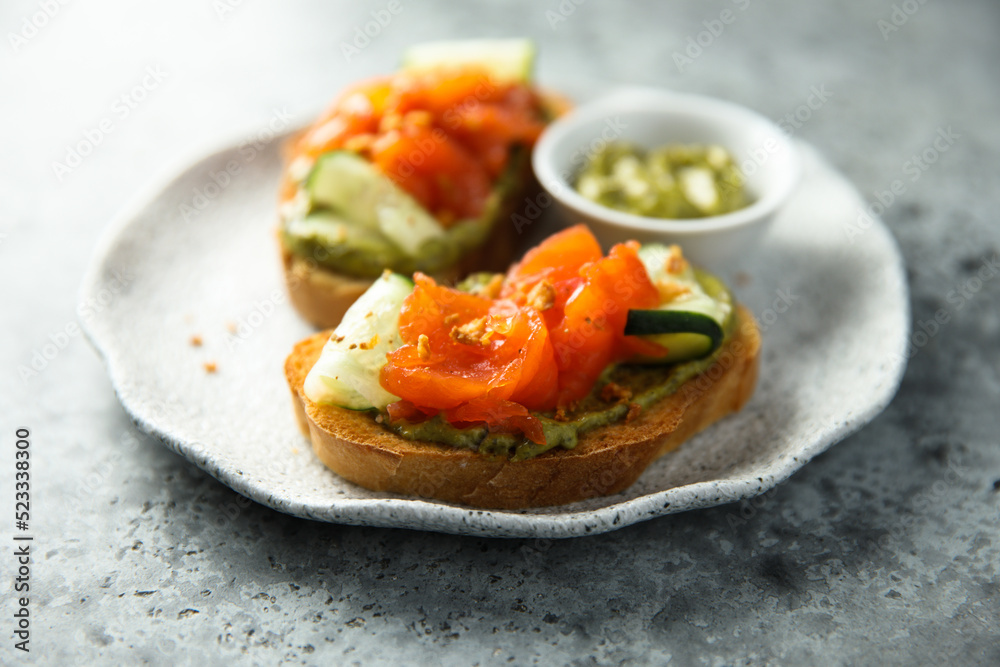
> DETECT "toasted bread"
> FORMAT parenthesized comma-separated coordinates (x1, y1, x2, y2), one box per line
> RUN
(285, 306, 760, 509)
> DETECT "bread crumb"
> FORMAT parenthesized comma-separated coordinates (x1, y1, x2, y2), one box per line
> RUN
(554, 403, 579, 422)
(358, 334, 379, 350)
(375, 414, 384, 424)
(475, 274, 504, 299)
(625, 402, 642, 423)
(203, 361, 217, 373)
(379, 112, 403, 133)
(348, 343, 357, 350)
(404, 110, 433, 127)
(334, 334, 345, 343)
(665, 244, 689, 275)
(189, 335, 203, 347)
(343, 133, 375, 152)
(444, 313, 460, 325)
(417, 334, 431, 360)
(450, 316, 489, 346)
(600, 382, 632, 404)
(655, 279, 692, 303)
(526, 280, 555, 312)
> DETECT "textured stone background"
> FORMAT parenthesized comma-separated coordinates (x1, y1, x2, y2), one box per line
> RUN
(1, 0, 998, 664)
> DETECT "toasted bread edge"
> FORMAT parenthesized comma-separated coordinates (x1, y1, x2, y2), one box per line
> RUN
(284, 306, 760, 509)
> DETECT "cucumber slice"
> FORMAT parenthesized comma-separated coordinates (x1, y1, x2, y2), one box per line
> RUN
(402, 39, 535, 83)
(305, 151, 445, 256)
(624, 310, 724, 361)
(306, 152, 380, 228)
(283, 212, 407, 277)
(631, 244, 734, 363)
(286, 213, 395, 256)
(303, 272, 413, 410)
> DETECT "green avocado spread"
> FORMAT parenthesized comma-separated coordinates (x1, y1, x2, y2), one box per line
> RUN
(281, 147, 527, 279)
(379, 305, 739, 461)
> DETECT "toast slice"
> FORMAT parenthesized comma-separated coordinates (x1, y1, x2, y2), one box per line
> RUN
(285, 306, 760, 509)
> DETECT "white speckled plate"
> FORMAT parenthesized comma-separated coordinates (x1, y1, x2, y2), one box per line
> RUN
(80, 131, 908, 538)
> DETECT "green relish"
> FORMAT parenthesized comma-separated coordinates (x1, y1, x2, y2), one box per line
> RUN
(574, 142, 749, 219)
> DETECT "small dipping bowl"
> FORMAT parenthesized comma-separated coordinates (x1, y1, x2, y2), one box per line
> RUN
(532, 87, 801, 268)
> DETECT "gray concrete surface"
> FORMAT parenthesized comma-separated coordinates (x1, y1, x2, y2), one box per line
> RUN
(1, 0, 998, 664)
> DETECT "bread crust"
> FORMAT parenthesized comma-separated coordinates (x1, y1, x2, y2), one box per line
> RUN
(285, 306, 761, 509)
(279, 92, 571, 329)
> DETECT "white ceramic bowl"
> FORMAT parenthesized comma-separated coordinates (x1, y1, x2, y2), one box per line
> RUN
(532, 87, 801, 268)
